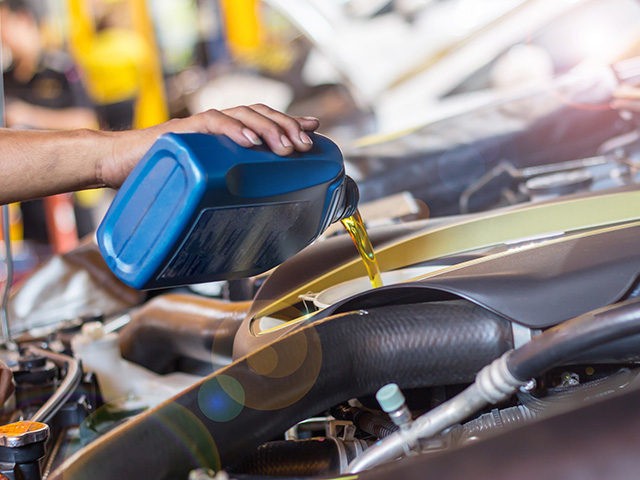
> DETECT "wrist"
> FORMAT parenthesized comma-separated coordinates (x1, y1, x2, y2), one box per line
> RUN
(100, 128, 158, 189)
(70, 129, 112, 189)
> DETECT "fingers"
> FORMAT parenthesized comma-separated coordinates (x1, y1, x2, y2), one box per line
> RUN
(218, 104, 320, 155)
(191, 108, 262, 150)
(156, 105, 320, 155)
(245, 103, 319, 148)
(297, 115, 321, 131)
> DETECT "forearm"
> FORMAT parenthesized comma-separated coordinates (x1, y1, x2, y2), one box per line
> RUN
(0, 105, 321, 205)
(0, 128, 111, 204)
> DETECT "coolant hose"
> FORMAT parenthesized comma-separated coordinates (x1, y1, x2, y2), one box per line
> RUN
(49, 299, 513, 480)
(507, 297, 640, 381)
(119, 294, 251, 374)
(448, 369, 639, 449)
(232, 438, 353, 476)
(460, 368, 639, 443)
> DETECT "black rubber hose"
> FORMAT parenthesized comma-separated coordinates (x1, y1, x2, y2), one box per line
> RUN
(518, 369, 639, 414)
(569, 333, 640, 364)
(120, 294, 251, 374)
(49, 299, 513, 480)
(232, 439, 343, 477)
(508, 297, 640, 382)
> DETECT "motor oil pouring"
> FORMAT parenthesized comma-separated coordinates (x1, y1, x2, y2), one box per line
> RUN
(341, 210, 382, 288)
(97, 132, 362, 289)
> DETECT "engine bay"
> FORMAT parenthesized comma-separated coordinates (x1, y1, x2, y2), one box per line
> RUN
(4, 60, 640, 480)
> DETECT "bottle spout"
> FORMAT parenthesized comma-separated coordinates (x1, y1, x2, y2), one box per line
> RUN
(331, 176, 360, 223)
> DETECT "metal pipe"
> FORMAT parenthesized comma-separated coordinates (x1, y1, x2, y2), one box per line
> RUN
(28, 347, 82, 424)
(1, 205, 13, 344)
(348, 354, 525, 473)
(348, 384, 486, 472)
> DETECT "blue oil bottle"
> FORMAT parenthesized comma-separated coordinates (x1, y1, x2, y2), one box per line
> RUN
(97, 132, 358, 289)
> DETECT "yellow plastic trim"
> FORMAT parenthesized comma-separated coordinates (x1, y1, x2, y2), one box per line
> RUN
(254, 190, 640, 319)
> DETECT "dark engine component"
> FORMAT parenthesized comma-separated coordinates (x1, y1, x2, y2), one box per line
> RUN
(233, 437, 366, 477)
(357, 379, 640, 480)
(119, 294, 251, 374)
(0, 420, 50, 480)
(48, 299, 514, 480)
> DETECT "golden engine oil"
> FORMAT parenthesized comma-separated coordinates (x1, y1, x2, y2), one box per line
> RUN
(97, 132, 359, 289)
(341, 211, 382, 288)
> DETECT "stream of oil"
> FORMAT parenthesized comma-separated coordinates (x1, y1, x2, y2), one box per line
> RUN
(341, 210, 383, 288)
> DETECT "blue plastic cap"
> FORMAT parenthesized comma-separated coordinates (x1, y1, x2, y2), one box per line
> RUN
(376, 383, 405, 413)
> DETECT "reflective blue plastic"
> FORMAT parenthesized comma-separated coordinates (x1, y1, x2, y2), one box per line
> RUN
(97, 132, 351, 289)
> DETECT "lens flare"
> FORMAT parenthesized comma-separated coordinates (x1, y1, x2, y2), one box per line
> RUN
(232, 326, 323, 411)
(198, 374, 246, 423)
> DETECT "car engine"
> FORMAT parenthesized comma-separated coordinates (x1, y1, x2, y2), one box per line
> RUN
(3, 58, 640, 480)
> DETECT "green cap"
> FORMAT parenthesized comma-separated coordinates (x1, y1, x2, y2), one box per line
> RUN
(376, 383, 405, 413)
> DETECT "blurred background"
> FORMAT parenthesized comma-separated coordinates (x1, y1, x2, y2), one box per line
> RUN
(3, 0, 640, 280)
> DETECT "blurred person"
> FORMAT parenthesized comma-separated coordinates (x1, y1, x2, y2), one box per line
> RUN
(0, 0, 98, 130)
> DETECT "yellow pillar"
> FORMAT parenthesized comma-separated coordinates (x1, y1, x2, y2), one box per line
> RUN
(128, 0, 169, 127)
(66, 0, 93, 55)
(66, 0, 168, 129)
(219, 0, 262, 60)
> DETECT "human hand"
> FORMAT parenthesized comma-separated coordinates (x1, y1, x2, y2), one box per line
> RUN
(101, 104, 320, 189)
(164, 104, 320, 154)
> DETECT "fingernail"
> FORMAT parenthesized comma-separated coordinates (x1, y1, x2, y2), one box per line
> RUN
(300, 131, 313, 145)
(302, 116, 319, 122)
(242, 128, 262, 146)
(281, 134, 293, 148)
